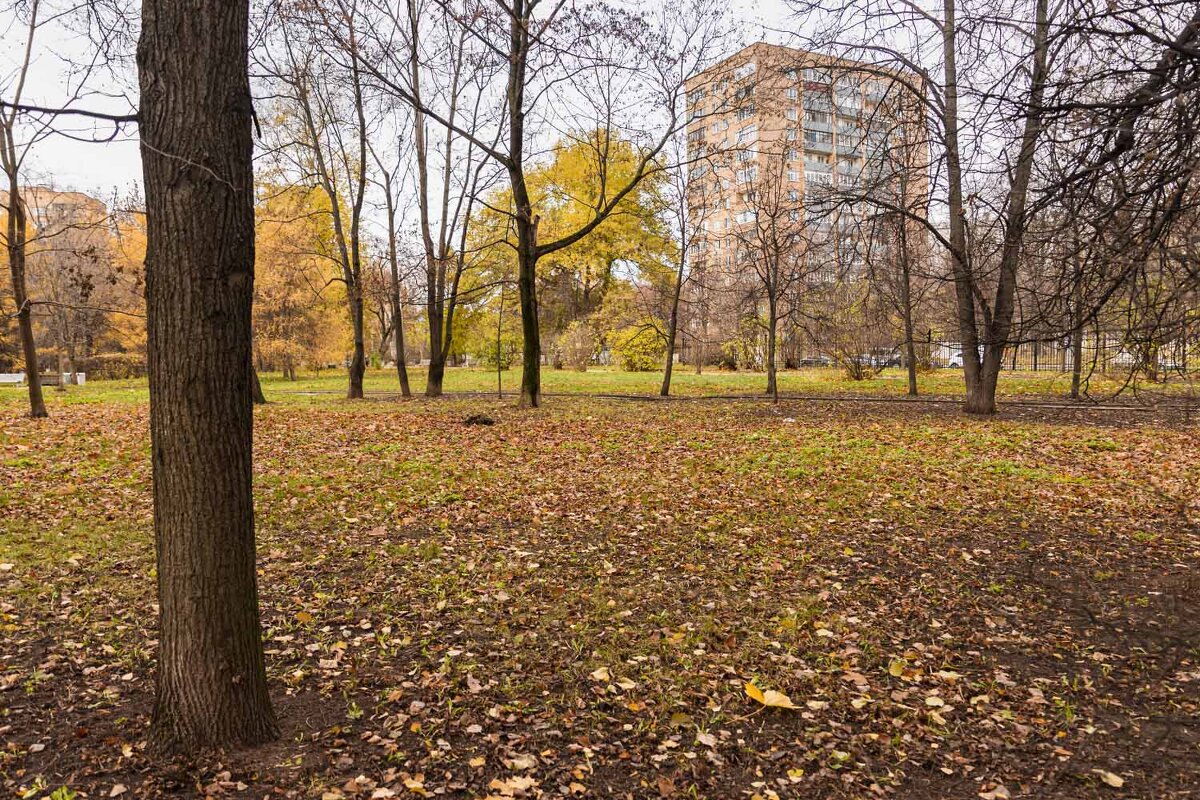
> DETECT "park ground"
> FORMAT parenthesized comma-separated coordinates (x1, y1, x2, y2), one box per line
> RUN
(1, 368, 1198, 799)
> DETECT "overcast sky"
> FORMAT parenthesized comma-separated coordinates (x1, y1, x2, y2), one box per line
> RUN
(6, 0, 792, 199)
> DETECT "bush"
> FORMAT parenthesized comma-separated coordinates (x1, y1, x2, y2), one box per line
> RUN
(611, 325, 665, 372)
(76, 352, 147, 380)
(558, 322, 596, 371)
(471, 332, 522, 369)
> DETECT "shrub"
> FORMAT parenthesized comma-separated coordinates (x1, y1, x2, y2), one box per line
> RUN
(471, 332, 522, 369)
(611, 325, 665, 372)
(558, 322, 596, 371)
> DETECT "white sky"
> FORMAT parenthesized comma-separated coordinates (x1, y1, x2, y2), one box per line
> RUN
(7, 0, 791, 199)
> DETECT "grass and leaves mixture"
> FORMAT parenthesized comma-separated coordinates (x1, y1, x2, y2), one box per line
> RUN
(1, 388, 1197, 798)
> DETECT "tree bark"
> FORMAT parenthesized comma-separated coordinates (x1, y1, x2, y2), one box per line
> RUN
(941, 0, 987, 413)
(4, 179, 47, 417)
(382, 178, 411, 398)
(898, 220, 918, 397)
(966, 0, 1050, 414)
(348, 293, 366, 399)
(765, 297, 779, 403)
(138, 0, 277, 752)
(251, 366, 266, 405)
(660, 254, 685, 397)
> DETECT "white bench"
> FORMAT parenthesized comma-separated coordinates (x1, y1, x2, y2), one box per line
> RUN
(0, 373, 25, 385)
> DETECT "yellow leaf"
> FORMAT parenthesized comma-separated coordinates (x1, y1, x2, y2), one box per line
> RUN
(1093, 770, 1124, 789)
(888, 660, 905, 677)
(469, 756, 485, 767)
(589, 666, 611, 682)
(745, 682, 797, 709)
(296, 611, 314, 624)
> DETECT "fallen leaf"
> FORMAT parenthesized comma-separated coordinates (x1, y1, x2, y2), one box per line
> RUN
(746, 682, 798, 709)
(1094, 770, 1125, 789)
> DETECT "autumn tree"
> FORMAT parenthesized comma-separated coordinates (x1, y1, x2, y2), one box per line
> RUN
(254, 184, 348, 379)
(1, 0, 51, 417)
(259, 2, 375, 398)
(470, 133, 675, 369)
(340, 0, 730, 406)
(138, 0, 278, 751)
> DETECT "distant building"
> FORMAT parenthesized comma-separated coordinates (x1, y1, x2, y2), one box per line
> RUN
(684, 42, 927, 282)
(1, 186, 109, 229)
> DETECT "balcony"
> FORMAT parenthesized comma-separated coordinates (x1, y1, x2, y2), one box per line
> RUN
(803, 138, 833, 154)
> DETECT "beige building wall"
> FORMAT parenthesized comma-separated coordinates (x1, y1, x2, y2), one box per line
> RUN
(684, 42, 926, 281)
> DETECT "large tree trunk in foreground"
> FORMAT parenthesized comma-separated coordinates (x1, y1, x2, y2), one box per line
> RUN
(138, 0, 278, 752)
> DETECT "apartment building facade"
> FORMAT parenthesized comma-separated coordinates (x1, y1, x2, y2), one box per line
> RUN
(684, 42, 925, 284)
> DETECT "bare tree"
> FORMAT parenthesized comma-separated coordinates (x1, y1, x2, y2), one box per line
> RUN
(341, 0, 731, 406)
(724, 154, 815, 401)
(259, 4, 374, 398)
(2, 0, 51, 417)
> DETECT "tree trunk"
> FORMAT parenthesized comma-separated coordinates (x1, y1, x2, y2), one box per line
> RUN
(4, 179, 47, 418)
(55, 346, 66, 392)
(963, 0, 1050, 415)
(765, 299, 778, 403)
(1069, 250, 1085, 399)
(138, 0, 277, 753)
(660, 256, 685, 397)
(941, 0, 987, 413)
(898, 222, 918, 396)
(348, 293, 365, 399)
(517, 244, 541, 407)
(251, 366, 266, 405)
(384, 187, 411, 398)
(427, 347, 445, 397)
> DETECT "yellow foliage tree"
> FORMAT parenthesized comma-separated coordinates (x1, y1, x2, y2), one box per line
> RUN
(254, 185, 348, 378)
(470, 133, 677, 348)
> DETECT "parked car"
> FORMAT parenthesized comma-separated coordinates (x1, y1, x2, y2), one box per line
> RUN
(798, 355, 834, 367)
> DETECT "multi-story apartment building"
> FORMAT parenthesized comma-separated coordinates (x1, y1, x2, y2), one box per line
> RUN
(684, 42, 926, 284)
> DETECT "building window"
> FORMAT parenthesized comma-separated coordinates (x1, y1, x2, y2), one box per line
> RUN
(786, 87, 798, 100)
(805, 170, 832, 186)
(786, 108, 799, 121)
(736, 106, 756, 121)
(736, 124, 758, 144)
(786, 128, 798, 141)
(806, 110, 831, 125)
(734, 60, 757, 80)
(736, 166, 758, 184)
(788, 168, 801, 182)
(788, 189, 800, 201)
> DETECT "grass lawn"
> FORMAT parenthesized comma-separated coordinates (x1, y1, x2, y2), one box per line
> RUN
(6, 364, 1194, 408)
(1, 388, 1198, 798)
